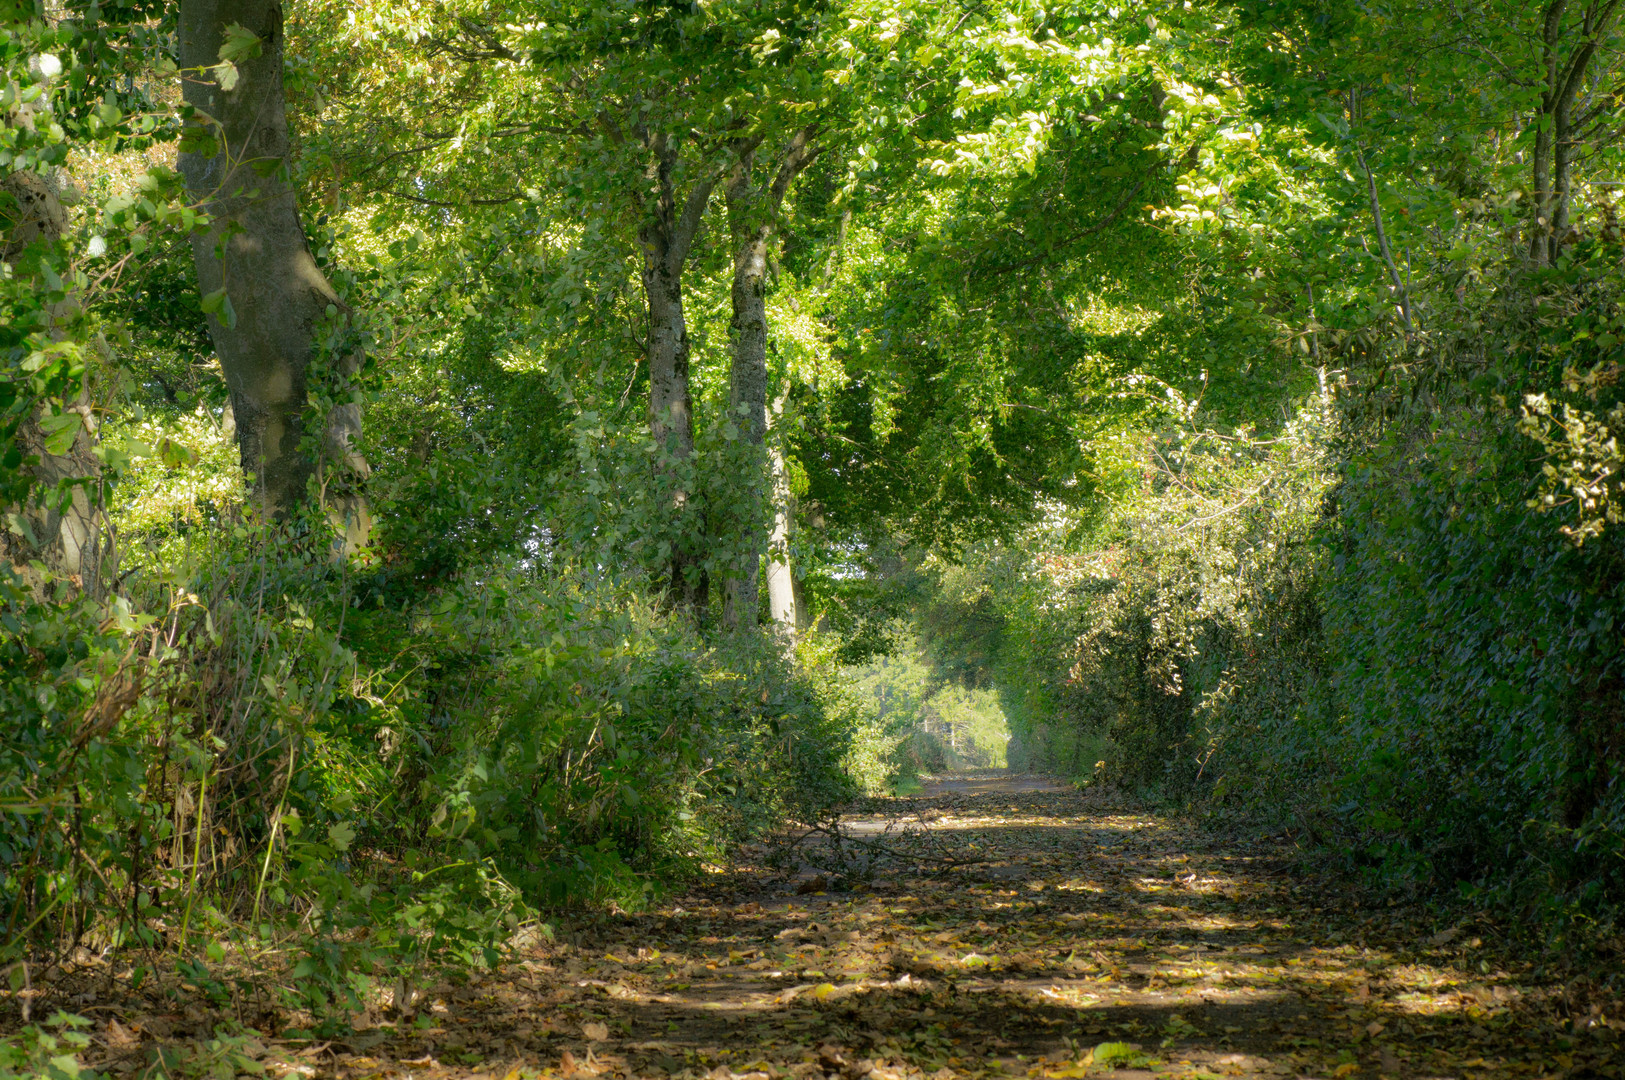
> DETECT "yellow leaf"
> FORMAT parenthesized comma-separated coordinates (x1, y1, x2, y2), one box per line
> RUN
(813, 982, 838, 1001)
(1333, 1065, 1359, 1078)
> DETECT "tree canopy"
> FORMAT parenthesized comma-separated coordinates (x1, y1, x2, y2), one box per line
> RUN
(5, 0, 1625, 1057)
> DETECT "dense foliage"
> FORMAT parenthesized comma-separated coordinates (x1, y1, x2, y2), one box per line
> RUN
(902, 0, 1625, 940)
(4, 0, 1625, 1048)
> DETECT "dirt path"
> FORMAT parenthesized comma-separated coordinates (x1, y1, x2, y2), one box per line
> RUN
(305, 769, 1618, 1080)
(74, 771, 1625, 1079)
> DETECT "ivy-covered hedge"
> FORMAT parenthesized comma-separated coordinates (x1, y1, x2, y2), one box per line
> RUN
(941, 255, 1625, 936)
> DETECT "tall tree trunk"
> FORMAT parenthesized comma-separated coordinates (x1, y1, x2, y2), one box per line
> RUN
(1530, 0, 1564, 263)
(1552, 98, 1576, 259)
(635, 130, 715, 615)
(764, 387, 798, 632)
(643, 261, 696, 464)
(720, 127, 817, 631)
(1529, 0, 1623, 264)
(178, 0, 364, 521)
(1, 99, 107, 596)
(721, 171, 771, 630)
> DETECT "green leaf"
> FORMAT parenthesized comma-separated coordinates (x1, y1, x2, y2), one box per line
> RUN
(327, 821, 357, 853)
(1091, 1043, 1142, 1065)
(46, 1053, 84, 1079)
(218, 24, 264, 64)
(157, 437, 199, 470)
(38, 411, 83, 456)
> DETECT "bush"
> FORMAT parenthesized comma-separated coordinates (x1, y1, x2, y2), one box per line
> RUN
(397, 566, 867, 907)
(0, 508, 877, 1026)
(933, 250, 1625, 936)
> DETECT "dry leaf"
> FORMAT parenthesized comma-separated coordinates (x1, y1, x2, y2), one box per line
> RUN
(48, 774, 1593, 1080)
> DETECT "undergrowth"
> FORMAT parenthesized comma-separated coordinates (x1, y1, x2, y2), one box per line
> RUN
(926, 240, 1625, 955)
(0, 512, 875, 1033)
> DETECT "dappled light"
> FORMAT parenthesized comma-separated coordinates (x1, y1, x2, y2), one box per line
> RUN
(82, 773, 1591, 1080)
(5, 0, 1625, 1074)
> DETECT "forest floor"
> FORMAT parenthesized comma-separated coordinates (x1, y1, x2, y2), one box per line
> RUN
(46, 771, 1625, 1080)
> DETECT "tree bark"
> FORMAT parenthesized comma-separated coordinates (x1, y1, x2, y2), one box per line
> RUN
(1530, 0, 1565, 263)
(1, 125, 107, 595)
(720, 127, 817, 631)
(1529, 0, 1623, 264)
(764, 388, 798, 632)
(636, 130, 715, 614)
(721, 151, 770, 630)
(178, 0, 364, 521)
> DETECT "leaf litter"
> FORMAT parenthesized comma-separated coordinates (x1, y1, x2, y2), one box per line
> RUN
(9, 770, 1622, 1080)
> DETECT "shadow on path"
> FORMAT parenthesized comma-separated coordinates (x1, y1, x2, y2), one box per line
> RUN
(285, 771, 1625, 1079)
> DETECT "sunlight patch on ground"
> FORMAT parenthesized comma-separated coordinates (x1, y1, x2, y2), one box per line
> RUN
(122, 769, 1609, 1080)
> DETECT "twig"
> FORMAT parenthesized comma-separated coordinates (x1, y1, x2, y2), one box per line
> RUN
(795, 821, 988, 868)
(1354, 145, 1414, 336)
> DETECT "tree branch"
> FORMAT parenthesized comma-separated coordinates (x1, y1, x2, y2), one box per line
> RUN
(385, 190, 526, 207)
(1354, 145, 1414, 336)
(669, 173, 718, 265)
(769, 124, 822, 208)
(1555, 1, 1622, 114)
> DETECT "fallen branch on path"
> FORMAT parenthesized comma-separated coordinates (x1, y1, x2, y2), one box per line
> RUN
(778, 820, 990, 873)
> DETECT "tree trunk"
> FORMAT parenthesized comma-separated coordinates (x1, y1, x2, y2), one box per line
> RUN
(642, 259, 696, 463)
(1530, 0, 1563, 263)
(1, 146, 108, 595)
(641, 253, 705, 610)
(721, 178, 772, 630)
(1552, 98, 1576, 258)
(1528, 0, 1623, 264)
(635, 130, 715, 615)
(720, 128, 817, 632)
(178, 0, 360, 520)
(765, 403, 798, 632)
